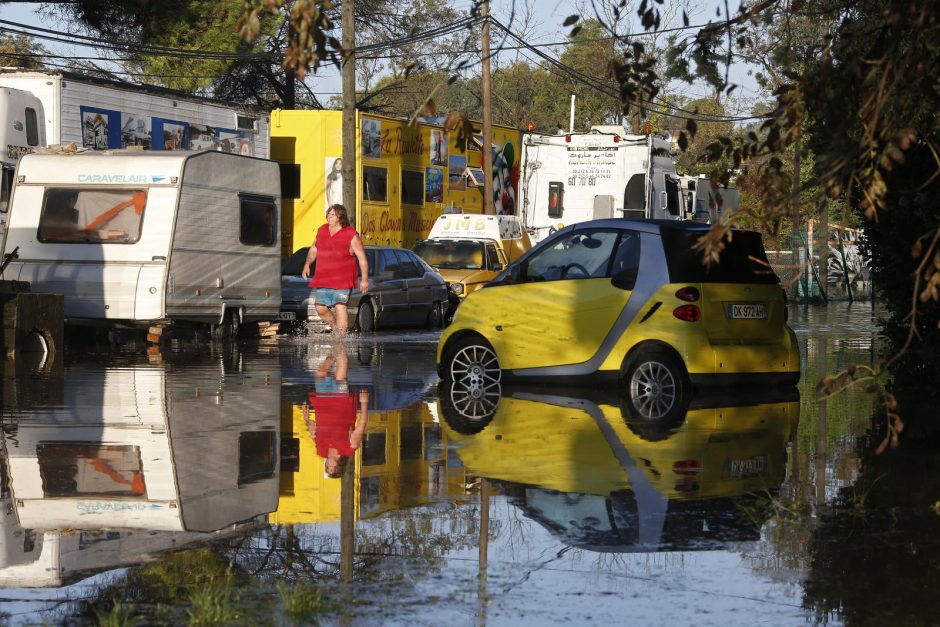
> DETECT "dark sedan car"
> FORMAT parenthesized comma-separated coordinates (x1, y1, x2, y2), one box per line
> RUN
(280, 245, 449, 332)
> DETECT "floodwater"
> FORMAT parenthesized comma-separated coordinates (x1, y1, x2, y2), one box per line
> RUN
(0, 303, 935, 625)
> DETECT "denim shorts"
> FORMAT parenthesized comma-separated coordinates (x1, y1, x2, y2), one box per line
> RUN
(315, 375, 349, 394)
(315, 288, 352, 307)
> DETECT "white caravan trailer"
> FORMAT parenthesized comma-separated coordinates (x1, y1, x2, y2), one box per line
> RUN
(1, 149, 281, 332)
(520, 127, 682, 241)
(2, 355, 280, 533)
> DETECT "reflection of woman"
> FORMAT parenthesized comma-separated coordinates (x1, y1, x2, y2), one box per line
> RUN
(304, 344, 369, 478)
(325, 158, 343, 208)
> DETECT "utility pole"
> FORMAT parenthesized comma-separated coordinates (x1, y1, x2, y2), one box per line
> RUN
(342, 0, 357, 225)
(481, 0, 495, 214)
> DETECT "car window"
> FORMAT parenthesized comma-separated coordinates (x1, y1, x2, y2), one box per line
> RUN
(662, 228, 780, 284)
(485, 244, 501, 270)
(609, 231, 641, 285)
(378, 250, 400, 277)
(413, 239, 485, 270)
(525, 229, 620, 282)
(282, 247, 309, 275)
(394, 250, 423, 279)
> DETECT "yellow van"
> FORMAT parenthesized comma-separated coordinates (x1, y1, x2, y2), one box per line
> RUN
(413, 214, 533, 317)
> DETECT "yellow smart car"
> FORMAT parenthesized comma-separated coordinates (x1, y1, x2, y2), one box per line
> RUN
(437, 219, 800, 423)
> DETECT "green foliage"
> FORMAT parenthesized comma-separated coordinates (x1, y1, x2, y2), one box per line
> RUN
(277, 582, 328, 618)
(187, 579, 242, 625)
(93, 601, 143, 627)
(0, 34, 48, 70)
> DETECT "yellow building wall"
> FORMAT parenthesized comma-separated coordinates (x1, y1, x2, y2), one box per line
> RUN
(270, 109, 523, 253)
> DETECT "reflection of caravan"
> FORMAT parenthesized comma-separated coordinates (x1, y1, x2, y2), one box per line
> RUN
(440, 387, 797, 551)
(1, 150, 282, 331)
(520, 127, 682, 241)
(2, 356, 280, 532)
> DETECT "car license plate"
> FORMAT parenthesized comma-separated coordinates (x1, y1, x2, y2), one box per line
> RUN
(276, 311, 296, 321)
(727, 303, 767, 319)
(725, 455, 767, 479)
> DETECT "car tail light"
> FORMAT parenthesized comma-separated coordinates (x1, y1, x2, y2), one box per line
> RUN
(613, 134, 620, 142)
(672, 305, 700, 322)
(673, 460, 702, 475)
(675, 286, 700, 302)
(565, 134, 571, 143)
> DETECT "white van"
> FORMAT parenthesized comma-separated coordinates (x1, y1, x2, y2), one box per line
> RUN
(1, 149, 281, 333)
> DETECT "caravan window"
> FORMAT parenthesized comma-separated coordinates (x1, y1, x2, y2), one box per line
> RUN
(37, 188, 146, 244)
(240, 194, 277, 246)
(36, 443, 146, 498)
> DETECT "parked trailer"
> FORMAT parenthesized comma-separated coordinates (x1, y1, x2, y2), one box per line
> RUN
(1, 150, 282, 332)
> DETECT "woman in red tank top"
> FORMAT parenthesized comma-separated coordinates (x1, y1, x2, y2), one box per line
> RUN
(301, 204, 370, 336)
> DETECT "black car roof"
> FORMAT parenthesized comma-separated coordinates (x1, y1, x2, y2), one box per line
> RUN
(567, 218, 723, 235)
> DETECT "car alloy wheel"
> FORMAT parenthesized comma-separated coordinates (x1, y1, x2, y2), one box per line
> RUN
(446, 337, 501, 398)
(628, 360, 678, 420)
(623, 347, 688, 425)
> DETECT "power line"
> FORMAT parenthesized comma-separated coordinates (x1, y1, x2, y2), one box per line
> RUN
(489, 17, 769, 124)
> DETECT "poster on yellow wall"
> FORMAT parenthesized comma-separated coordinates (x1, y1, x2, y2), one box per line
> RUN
(325, 156, 343, 209)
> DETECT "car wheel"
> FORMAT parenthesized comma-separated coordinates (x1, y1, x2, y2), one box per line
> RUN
(426, 301, 443, 329)
(622, 347, 688, 426)
(443, 336, 502, 394)
(357, 299, 375, 333)
(438, 381, 499, 435)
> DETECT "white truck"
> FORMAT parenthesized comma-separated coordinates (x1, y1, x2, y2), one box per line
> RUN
(679, 174, 740, 224)
(519, 126, 682, 241)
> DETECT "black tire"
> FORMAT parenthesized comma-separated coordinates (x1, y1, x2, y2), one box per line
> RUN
(426, 301, 443, 329)
(357, 299, 375, 333)
(621, 346, 689, 433)
(438, 381, 500, 435)
(212, 309, 240, 341)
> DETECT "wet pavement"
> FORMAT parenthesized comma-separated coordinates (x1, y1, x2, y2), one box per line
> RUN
(0, 302, 935, 625)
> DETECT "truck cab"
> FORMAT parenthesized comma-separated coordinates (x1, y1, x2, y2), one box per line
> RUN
(0, 87, 45, 253)
(414, 214, 532, 318)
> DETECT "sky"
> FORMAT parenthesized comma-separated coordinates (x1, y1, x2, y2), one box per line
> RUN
(0, 1, 760, 114)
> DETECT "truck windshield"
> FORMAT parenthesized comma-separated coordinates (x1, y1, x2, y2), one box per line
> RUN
(37, 188, 147, 244)
(414, 239, 485, 270)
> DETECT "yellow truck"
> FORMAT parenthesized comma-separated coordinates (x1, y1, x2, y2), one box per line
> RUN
(413, 213, 533, 316)
(269, 110, 523, 258)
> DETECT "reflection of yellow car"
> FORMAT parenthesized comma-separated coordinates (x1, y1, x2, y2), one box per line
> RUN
(439, 386, 797, 550)
(437, 219, 800, 423)
(440, 385, 797, 499)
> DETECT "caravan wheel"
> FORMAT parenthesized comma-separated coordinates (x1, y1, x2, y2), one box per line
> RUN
(212, 309, 241, 341)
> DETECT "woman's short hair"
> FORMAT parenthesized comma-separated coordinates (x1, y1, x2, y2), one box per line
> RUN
(329, 203, 351, 228)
